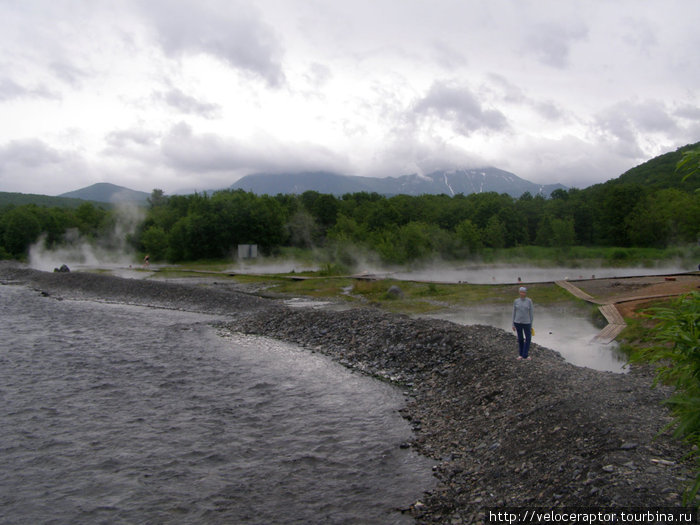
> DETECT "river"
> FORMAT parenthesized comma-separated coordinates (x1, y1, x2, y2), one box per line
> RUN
(0, 284, 434, 524)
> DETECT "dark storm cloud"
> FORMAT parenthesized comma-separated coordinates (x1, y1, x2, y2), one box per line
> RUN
(137, 0, 285, 87)
(154, 88, 221, 119)
(412, 81, 509, 136)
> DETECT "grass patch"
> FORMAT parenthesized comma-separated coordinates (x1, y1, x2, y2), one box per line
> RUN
(258, 276, 584, 315)
(262, 276, 354, 299)
(144, 259, 591, 315)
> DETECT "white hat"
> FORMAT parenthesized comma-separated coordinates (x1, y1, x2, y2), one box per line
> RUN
(519, 287, 527, 292)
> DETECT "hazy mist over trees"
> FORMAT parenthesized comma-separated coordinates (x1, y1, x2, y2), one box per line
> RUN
(1, 145, 698, 265)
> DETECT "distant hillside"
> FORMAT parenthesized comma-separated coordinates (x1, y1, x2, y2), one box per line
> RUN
(231, 171, 374, 196)
(0, 192, 106, 209)
(613, 141, 700, 191)
(231, 168, 566, 198)
(59, 183, 150, 203)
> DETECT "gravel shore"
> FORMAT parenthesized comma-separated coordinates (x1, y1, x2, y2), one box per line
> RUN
(1, 263, 694, 523)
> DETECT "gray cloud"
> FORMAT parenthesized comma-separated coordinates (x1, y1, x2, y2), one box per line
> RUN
(137, 0, 285, 87)
(412, 81, 509, 136)
(485, 74, 565, 121)
(675, 104, 700, 120)
(154, 88, 221, 119)
(595, 99, 680, 150)
(501, 135, 641, 188)
(523, 21, 588, 68)
(430, 39, 469, 70)
(160, 122, 344, 176)
(0, 139, 91, 195)
(0, 139, 63, 168)
(49, 60, 91, 87)
(304, 63, 332, 89)
(0, 0, 697, 195)
(0, 77, 58, 102)
(106, 129, 158, 149)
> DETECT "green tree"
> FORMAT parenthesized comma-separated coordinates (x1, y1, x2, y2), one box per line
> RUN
(148, 188, 168, 208)
(626, 189, 700, 247)
(455, 218, 482, 254)
(596, 184, 646, 246)
(551, 217, 576, 248)
(482, 215, 506, 249)
(535, 215, 555, 246)
(140, 225, 168, 260)
(365, 199, 401, 231)
(286, 209, 318, 248)
(677, 148, 700, 186)
(2, 207, 42, 257)
(327, 214, 366, 244)
(167, 217, 190, 261)
(397, 221, 445, 262)
(309, 193, 339, 230)
(74, 202, 107, 237)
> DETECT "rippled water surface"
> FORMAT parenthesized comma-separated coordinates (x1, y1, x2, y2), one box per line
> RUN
(0, 285, 433, 524)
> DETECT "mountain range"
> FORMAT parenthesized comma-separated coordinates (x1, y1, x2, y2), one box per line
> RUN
(58, 183, 150, 204)
(230, 168, 566, 198)
(45, 167, 565, 203)
(7, 141, 695, 204)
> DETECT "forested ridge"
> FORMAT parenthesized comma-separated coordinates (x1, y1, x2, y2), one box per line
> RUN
(1, 143, 698, 263)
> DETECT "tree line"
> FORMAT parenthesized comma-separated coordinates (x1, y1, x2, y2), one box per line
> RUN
(0, 201, 113, 260)
(2, 177, 696, 265)
(134, 168, 698, 263)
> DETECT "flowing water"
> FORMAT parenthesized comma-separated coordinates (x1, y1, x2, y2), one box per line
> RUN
(0, 285, 434, 524)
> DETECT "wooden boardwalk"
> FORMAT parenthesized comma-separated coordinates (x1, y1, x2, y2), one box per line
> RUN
(593, 304, 627, 344)
(554, 280, 601, 303)
(555, 280, 626, 344)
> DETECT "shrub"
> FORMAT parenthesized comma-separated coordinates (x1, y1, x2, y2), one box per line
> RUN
(630, 292, 700, 502)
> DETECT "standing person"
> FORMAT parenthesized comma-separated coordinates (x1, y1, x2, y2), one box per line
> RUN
(512, 286, 534, 360)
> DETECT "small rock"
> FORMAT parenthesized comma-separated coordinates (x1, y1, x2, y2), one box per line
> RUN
(386, 285, 404, 298)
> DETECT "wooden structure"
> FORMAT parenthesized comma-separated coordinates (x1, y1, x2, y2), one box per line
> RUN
(555, 280, 626, 344)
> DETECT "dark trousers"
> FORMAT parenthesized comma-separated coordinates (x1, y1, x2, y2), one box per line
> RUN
(514, 322, 532, 358)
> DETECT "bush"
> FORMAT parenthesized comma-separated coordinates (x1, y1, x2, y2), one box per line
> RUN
(630, 292, 700, 503)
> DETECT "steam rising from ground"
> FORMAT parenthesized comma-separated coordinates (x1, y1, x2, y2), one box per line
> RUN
(228, 251, 690, 285)
(29, 203, 145, 272)
(390, 263, 691, 285)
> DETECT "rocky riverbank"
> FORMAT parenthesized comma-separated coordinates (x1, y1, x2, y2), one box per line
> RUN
(0, 263, 694, 523)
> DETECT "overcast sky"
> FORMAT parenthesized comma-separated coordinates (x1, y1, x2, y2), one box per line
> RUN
(1, 0, 698, 196)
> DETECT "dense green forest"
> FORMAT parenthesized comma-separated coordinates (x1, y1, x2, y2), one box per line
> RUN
(1, 145, 699, 264)
(0, 201, 118, 260)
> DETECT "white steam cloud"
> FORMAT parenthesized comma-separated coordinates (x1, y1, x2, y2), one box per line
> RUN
(29, 203, 146, 272)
